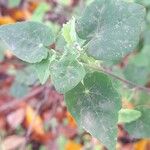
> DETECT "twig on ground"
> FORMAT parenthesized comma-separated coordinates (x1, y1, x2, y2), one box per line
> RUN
(0, 86, 44, 112)
(20, 84, 50, 150)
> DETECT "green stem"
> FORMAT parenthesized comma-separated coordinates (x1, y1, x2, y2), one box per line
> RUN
(84, 63, 150, 93)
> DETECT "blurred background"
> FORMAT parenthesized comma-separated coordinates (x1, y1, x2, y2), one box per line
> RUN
(0, 0, 150, 150)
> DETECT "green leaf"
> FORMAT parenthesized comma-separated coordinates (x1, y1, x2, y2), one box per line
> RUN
(144, 30, 150, 45)
(8, 0, 21, 7)
(0, 21, 54, 63)
(118, 109, 142, 123)
(62, 17, 77, 45)
(55, 34, 67, 52)
(134, 0, 150, 6)
(65, 72, 121, 149)
(10, 81, 30, 98)
(123, 62, 150, 86)
(57, 136, 67, 150)
(10, 66, 38, 98)
(130, 91, 150, 107)
(31, 2, 49, 22)
(34, 52, 56, 84)
(126, 90, 150, 138)
(0, 40, 7, 62)
(123, 48, 150, 86)
(125, 107, 150, 138)
(50, 54, 85, 93)
(76, 0, 145, 62)
(0, 51, 4, 62)
(15, 66, 38, 86)
(34, 58, 50, 84)
(59, 0, 70, 6)
(39, 146, 46, 150)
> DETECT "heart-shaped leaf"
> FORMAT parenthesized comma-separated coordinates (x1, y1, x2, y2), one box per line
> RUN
(65, 72, 121, 149)
(0, 21, 54, 63)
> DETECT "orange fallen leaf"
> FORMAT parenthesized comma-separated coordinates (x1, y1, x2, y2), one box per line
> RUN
(24, 104, 54, 143)
(134, 139, 150, 150)
(31, 132, 54, 144)
(0, 16, 15, 25)
(65, 140, 82, 150)
(66, 111, 77, 128)
(28, 1, 39, 12)
(9, 9, 31, 21)
(24, 105, 45, 136)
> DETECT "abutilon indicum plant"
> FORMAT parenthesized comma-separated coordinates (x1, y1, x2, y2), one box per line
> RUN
(0, 0, 148, 149)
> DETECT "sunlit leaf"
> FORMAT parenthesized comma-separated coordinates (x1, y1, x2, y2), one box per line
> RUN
(118, 108, 142, 123)
(62, 17, 77, 45)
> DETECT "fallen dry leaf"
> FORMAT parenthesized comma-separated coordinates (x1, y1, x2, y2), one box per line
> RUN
(66, 111, 77, 128)
(0, 115, 6, 129)
(0, 16, 15, 25)
(3, 135, 25, 150)
(24, 105, 54, 143)
(24, 105, 45, 135)
(27, 1, 39, 12)
(9, 9, 31, 21)
(134, 139, 150, 150)
(65, 140, 82, 150)
(6, 108, 25, 129)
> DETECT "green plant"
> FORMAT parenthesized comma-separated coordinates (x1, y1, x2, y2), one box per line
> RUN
(0, 0, 148, 149)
